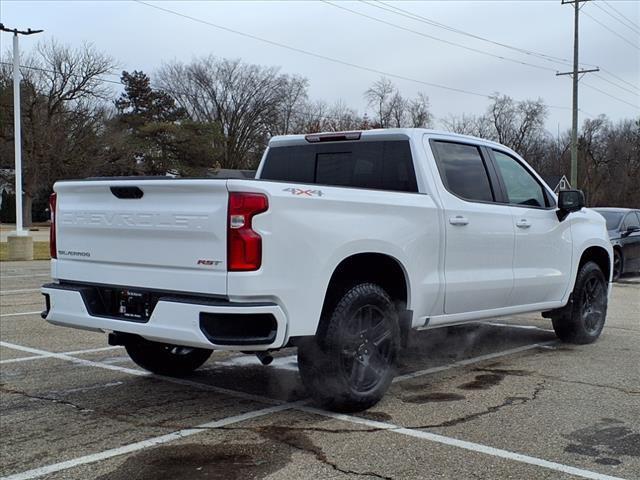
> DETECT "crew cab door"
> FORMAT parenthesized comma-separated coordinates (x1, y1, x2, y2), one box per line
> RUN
(430, 140, 515, 315)
(620, 211, 640, 271)
(489, 149, 573, 305)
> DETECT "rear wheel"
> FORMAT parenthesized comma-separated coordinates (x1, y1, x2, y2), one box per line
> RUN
(298, 283, 400, 412)
(125, 340, 213, 376)
(552, 261, 608, 344)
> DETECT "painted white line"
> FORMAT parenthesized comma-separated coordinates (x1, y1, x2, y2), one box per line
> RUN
(1, 339, 567, 480)
(393, 341, 556, 383)
(0, 288, 41, 295)
(299, 406, 626, 480)
(0, 311, 42, 319)
(0, 341, 280, 405)
(215, 354, 298, 372)
(0, 274, 50, 279)
(1, 402, 299, 480)
(0, 346, 121, 365)
(47, 381, 124, 396)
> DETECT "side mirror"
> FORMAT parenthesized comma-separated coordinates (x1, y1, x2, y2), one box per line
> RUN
(622, 225, 640, 237)
(557, 190, 585, 221)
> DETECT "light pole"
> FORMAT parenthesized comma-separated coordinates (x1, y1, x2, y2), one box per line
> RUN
(0, 24, 43, 260)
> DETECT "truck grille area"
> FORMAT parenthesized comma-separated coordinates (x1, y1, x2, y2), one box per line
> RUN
(199, 312, 277, 345)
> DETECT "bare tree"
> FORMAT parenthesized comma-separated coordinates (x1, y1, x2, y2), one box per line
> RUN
(159, 57, 300, 169)
(364, 77, 395, 128)
(408, 92, 432, 128)
(444, 94, 548, 165)
(0, 40, 116, 224)
(271, 75, 308, 135)
(365, 78, 432, 129)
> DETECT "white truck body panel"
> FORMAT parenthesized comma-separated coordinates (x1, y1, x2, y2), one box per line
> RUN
(43, 128, 612, 352)
(53, 180, 228, 296)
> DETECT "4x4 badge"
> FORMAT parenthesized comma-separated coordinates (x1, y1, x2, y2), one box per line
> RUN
(283, 187, 323, 197)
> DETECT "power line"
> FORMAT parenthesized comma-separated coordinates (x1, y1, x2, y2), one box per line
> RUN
(594, 0, 640, 35)
(322, 0, 557, 73)
(600, 0, 640, 32)
(582, 9, 640, 50)
(592, 73, 639, 97)
(132, 1, 578, 113)
(582, 81, 640, 110)
(364, 0, 587, 69)
(598, 68, 640, 93)
(361, 1, 638, 106)
(129, 0, 493, 99)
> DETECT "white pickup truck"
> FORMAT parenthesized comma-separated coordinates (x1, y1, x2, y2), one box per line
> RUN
(42, 128, 612, 412)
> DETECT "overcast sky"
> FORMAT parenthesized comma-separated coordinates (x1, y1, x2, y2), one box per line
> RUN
(1, 0, 639, 133)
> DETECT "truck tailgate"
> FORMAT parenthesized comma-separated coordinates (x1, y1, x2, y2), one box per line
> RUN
(53, 179, 229, 296)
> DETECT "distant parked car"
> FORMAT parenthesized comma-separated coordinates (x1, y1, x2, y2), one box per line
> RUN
(594, 208, 640, 281)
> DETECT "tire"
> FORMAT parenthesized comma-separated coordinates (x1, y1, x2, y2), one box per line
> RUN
(125, 340, 213, 376)
(297, 283, 400, 412)
(612, 249, 622, 282)
(552, 261, 608, 344)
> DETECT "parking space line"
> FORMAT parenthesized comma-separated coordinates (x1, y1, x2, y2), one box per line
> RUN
(0, 401, 300, 480)
(393, 341, 556, 383)
(0, 346, 122, 365)
(1, 338, 575, 480)
(299, 406, 626, 480)
(0, 274, 50, 279)
(0, 341, 281, 406)
(0, 288, 41, 295)
(0, 311, 42, 319)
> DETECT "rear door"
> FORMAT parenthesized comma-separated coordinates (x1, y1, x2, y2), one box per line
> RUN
(54, 179, 229, 295)
(430, 140, 515, 315)
(489, 149, 572, 305)
(621, 212, 640, 271)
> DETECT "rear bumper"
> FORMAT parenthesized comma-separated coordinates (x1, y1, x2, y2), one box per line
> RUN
(41, 283, 288, 351)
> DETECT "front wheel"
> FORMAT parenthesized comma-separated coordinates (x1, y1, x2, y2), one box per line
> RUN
(612, 249, 622, 282)
(125, 340, 213, 376)
(552, 261, 608, 344)
(297, 283, 400, 412)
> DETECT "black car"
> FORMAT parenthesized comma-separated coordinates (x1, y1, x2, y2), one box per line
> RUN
(593, 208, 640, 281)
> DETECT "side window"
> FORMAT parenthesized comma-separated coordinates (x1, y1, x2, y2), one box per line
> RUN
(260, 146, 316, 183)
(492, 150, 547, 208)
(623, 212, 640, 230)
(432, 141, 495, 202)
(262, 141, 418, 193)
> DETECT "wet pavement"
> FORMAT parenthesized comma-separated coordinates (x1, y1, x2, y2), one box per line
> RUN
(1, 260, 638, 480)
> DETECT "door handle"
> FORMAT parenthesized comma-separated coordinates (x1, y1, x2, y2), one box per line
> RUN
(516, 219, 531, 229)
(449, 215, 469, 226)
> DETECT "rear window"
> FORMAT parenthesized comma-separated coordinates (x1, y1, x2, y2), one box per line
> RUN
(260, 140, 418, 193)
(431, 141, 494, 203)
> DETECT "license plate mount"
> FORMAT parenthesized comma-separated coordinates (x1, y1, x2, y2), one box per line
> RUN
(118, 289, 154, 321)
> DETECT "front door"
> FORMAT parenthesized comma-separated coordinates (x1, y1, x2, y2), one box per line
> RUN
(430, 140, 515, 315)
(490, 149, 573, 305)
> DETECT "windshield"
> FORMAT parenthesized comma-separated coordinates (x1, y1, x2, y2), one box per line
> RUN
(595, 210, 624, 230)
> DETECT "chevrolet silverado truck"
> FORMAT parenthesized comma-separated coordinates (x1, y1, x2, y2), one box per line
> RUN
(42, 128, 612, 412)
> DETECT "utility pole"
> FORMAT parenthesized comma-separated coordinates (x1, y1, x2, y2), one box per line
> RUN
(556, 1, 598, 190)
(0, 24, 43, 260)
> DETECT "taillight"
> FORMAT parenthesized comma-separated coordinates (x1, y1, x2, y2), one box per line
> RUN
(227, 192, 268, 271)
(49, 192, 57, 259)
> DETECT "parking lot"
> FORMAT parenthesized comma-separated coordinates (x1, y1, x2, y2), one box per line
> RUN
(1, 260, 638, 480)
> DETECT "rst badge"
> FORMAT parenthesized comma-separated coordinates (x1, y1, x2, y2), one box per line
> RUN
(197, 259, 222, 266)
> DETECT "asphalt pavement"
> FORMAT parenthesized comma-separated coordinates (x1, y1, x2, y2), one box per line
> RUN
(1, 260, 638, 480)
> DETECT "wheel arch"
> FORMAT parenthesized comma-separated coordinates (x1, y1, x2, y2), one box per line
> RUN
(579, 245, 611, 282)
(318, 252, 411, 341)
